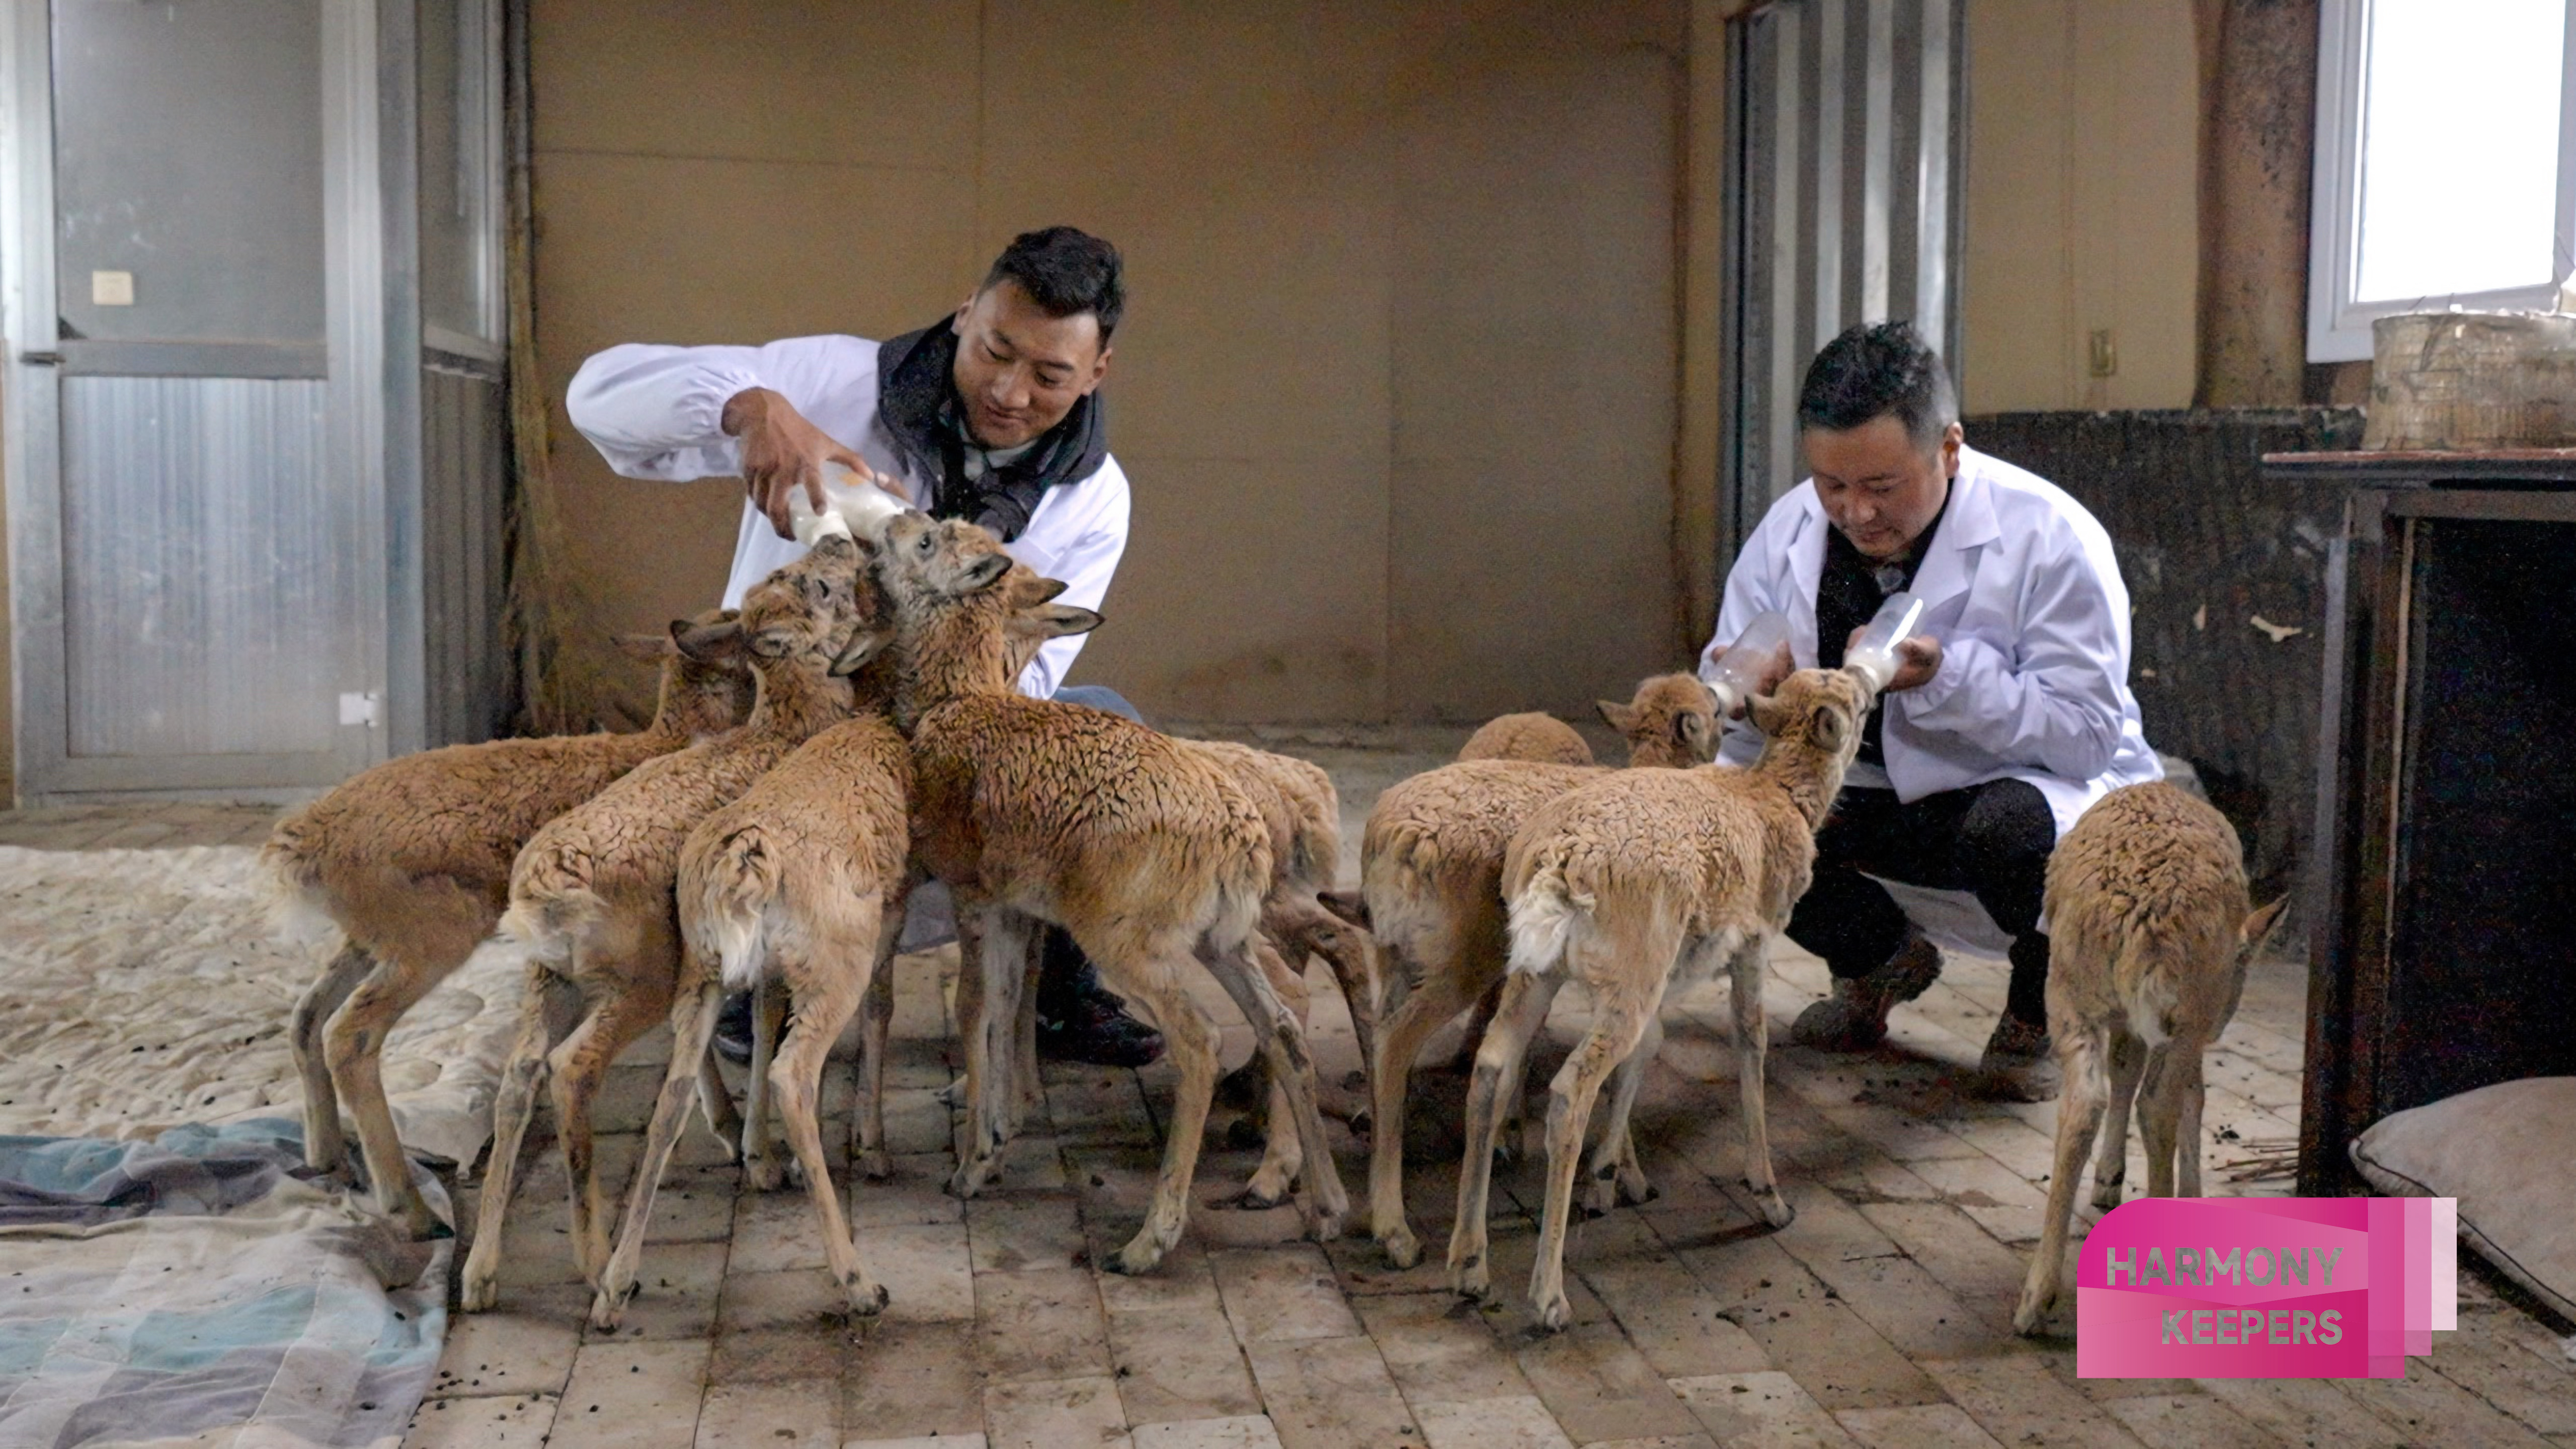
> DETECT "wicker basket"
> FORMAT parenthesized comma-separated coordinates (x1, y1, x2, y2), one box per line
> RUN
(2364, 310, 2576, 449)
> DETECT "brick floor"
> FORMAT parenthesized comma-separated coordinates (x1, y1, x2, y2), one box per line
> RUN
(5, 745, 2569, 1449)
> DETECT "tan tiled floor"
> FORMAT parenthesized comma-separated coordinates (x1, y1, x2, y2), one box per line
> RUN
(5, 762, 2571, 1449)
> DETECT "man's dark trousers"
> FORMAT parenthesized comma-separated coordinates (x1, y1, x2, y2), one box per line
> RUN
(1786, 778, 2056, 1026)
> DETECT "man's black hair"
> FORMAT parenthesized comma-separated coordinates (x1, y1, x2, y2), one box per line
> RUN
(981, 226, 1125, 341)
(1796, 319, 1958, 451)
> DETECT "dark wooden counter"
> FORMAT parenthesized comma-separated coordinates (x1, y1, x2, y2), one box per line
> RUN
(2282, 449, 2576, 1194)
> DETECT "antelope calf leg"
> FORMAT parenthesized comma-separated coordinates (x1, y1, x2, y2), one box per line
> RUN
(293, 941, 374, 1177)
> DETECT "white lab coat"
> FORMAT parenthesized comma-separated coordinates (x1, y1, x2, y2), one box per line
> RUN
(566, 333, 1130, 699)
(1704, 443, 2161, 844)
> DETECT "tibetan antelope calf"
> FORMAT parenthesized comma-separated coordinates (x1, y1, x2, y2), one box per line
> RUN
(2013, 781, 2285, 1335)
(1465, 666, 1869, 1330)
(873, 512, 1347, 1273)
(590, 574, 1101, 1328)
(461, 538, 872, 1310)
(265, 612, 751, 1241)
(1346, 672, 1722, 1268)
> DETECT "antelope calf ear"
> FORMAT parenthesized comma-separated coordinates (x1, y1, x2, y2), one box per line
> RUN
(960, 551, 1013, 593)
(1673, 708, 1712, 755)
(2239, 897, 2291, 950)
(1030, 603, 1102, 639)
(1317, 890, 1372, 931)
(1006, 573, 1073, 608)
(1597, 700, 1641, 733)
(830, 624, 897, 677)
(1806, 700, 1852, 753)
(611, 633, 674, 663)
(1745, 692, 1788, 736)
(669, 617, 746, 663)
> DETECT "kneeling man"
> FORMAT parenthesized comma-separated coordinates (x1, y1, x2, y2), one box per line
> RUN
(1704, 321, 2160, 1095)
(565, 225, 1163, 1069)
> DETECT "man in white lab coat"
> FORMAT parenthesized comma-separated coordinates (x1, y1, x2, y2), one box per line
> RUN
(566, 225, 1164, 1068)
(1704, 321, 2161, 1097)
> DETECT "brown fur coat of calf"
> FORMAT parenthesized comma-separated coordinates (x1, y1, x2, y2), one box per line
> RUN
(1469, 667, 1869, 1331)
(264, 613, 751, 1240)
(2013, 781, 2285, 1335)
(871, 512, 1348, 1275)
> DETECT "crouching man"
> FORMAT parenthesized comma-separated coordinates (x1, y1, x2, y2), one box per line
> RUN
(565, 225, 1165, 1069)
(1705, 321, 2160, 1097)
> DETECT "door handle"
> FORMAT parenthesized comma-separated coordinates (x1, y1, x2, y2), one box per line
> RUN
(19, 351, 58, 366)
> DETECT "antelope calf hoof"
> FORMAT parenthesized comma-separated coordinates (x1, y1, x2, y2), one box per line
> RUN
(1220, 1183, 1290, 1212)
(2090, 1177, 2124, 1212)
(934, 1075, 967, 1107)
(744, 1158, 788, 1194)
(588, 1281, 638, 1332)
(410, 1217, 457, 1244)
(1302, 1206, 1345, 1244)
(2011, 1284, 2053, 1337)
(1534, 1292, 1575, 1333)
(859, 1147, 894, 1182)
(1379, 1224, 1422, 1270)
(1749, 1185, 1795, 1229)
(1447, 1253, 1490, 1301)
(458, 1270, 500, 1314)
(846, 1279, 892, 1317)
(1107, 1235, 1171, 1277)
(946, 1162, 995, 1200)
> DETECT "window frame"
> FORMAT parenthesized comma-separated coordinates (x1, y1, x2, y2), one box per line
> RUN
(2308, 0, 2576, 363)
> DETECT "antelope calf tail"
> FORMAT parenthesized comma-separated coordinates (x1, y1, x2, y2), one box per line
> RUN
(258, 827, 339, 944)
(1505, 858, 1589, 978)
(690, 828, 781, 992)
(500, 850, 604, 953)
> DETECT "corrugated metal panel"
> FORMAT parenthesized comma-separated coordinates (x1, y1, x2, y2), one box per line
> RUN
(421, 364, 508, 746)
(58, 376, 340, 758)
(1723, 0, 1965, 552)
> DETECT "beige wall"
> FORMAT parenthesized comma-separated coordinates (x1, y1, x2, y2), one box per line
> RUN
(531, 0, 1704, 724)
(1959, 0, 2202, 414)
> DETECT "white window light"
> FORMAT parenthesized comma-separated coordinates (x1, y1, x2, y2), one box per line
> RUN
(2309, 0, 2576, 363)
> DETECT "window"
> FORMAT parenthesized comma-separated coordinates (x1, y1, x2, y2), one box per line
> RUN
(417, 0, 504, 353)
(2309, 0, 2576, 362)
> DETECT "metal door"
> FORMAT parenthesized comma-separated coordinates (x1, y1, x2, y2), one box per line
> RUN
(1719, 0, 1968, 561)
(3, 0, 387, 800)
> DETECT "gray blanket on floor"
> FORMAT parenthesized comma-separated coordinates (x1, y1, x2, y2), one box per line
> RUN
(0, 1119, 447, 1449)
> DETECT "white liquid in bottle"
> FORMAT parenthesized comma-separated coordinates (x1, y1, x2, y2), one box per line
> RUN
(1843, 592, 1925, 692)
(788, 463, 911, 546)
(1704, 610, 1793, 714)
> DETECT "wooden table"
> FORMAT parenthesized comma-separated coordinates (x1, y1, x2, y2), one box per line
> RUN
(2268, 449, 2576, 1194)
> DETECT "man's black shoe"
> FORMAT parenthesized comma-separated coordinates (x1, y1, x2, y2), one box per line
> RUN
(1032, 926, 1165, 1068)
(1035, 993, 1166, 1068)
(712, 989, 756, 1066)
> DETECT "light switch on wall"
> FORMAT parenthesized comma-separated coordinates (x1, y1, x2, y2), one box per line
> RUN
(2088, 328, 2118, 378)
(90, 270, 134, 306)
